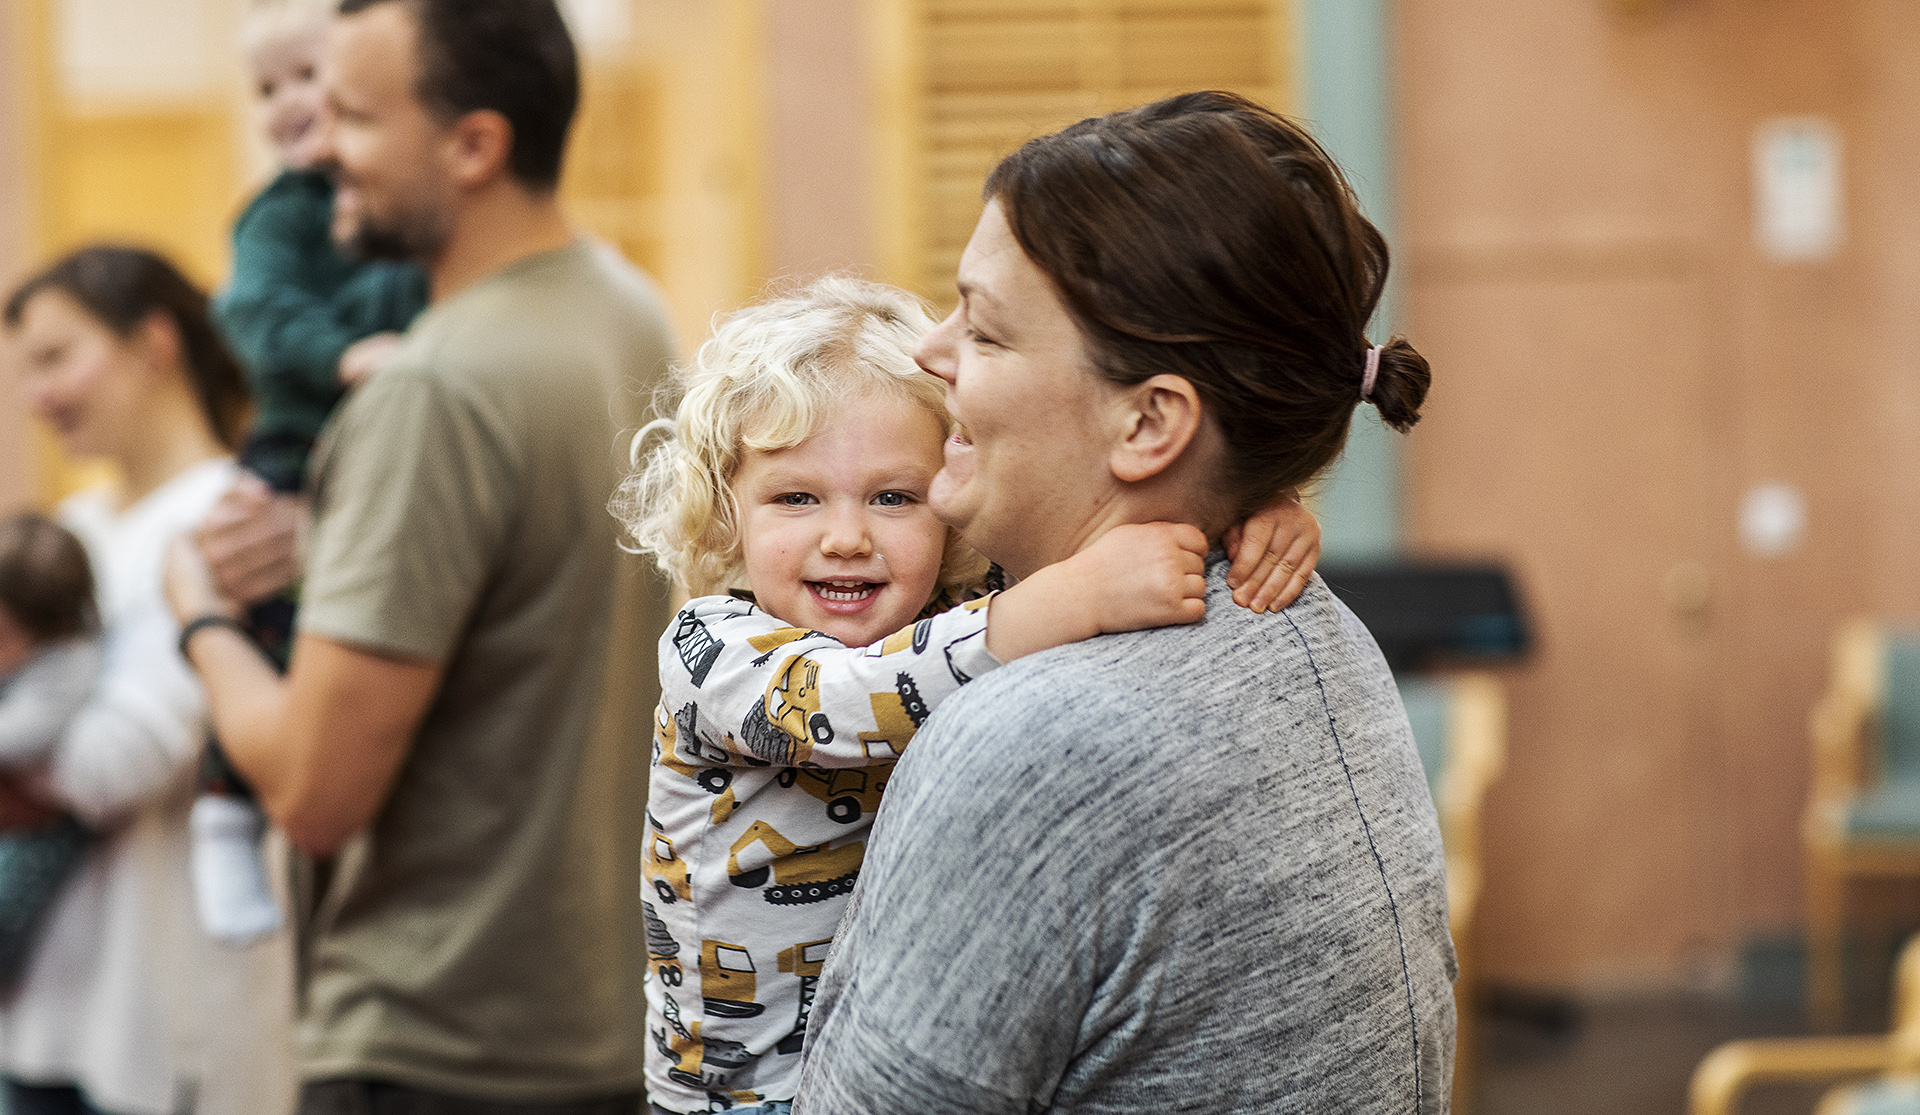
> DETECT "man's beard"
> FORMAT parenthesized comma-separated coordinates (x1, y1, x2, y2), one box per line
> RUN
(337, 204, 450, 263)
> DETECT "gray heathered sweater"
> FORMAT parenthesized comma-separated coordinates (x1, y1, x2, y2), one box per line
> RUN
(794, 561, 1457, 1114)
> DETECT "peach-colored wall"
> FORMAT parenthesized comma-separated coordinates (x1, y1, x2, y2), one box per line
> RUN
(1402, 0, 1920, 989)
(0, 3, 38, 513)
(762, 0, 875, 282)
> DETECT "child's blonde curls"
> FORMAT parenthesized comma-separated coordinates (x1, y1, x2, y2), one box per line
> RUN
(240, 0, 333, 57)
(613, 276, 988, 601)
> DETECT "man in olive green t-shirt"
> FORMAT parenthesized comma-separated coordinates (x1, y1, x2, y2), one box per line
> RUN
(167, 1, 673, 1111)
(289, 236, 672, 1103)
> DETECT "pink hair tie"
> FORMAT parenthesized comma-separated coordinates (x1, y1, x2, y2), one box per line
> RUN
(1360, 343, 1383, 402)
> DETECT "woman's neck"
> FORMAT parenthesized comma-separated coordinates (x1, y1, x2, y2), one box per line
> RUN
(114, 391, 225, 509)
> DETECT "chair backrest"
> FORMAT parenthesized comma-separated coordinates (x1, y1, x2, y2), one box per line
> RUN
(1396, 675, 1507, 826)
(1882, 634, 1920, 783)
(1889, 933, 1920, 1071)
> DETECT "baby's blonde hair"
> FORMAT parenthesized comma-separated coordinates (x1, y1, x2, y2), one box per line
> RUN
(614, 276, 988, 600)
(240, 0, 332, 63)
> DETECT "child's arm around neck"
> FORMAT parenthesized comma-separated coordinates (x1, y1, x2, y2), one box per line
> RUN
(985, 492, 1321, 660)
(984, 521, 1207, 662)
(659, 505, 1320, 775)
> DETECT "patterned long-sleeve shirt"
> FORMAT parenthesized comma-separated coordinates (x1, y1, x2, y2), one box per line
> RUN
(645, 593, 1000, 1113)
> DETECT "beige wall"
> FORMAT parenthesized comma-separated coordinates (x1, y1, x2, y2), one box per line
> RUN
(1402, 0, 1920, 990)
(762, 0, 875, 282)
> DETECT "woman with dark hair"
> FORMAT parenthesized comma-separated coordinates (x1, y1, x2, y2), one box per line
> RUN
(0, 246, 292, 1115)
(794, 93, 1455, 1113)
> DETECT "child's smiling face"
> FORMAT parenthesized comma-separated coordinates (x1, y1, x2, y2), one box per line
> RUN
(732, 390, 951, 647)
(251, 21, 328, 170)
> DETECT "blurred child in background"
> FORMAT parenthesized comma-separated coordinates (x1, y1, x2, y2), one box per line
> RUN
(0, 513, 100, 984)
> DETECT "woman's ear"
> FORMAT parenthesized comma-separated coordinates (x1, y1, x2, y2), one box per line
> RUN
(1109, 374, 1203, 484)
(133, 311, 184, 379)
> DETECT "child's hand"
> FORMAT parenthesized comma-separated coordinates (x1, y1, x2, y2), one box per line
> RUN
(1225, 493, 1320, 614)
(339, 332, 405, 386)
(984, 522, 1207, 663)
(1074, 522, 1210, 633)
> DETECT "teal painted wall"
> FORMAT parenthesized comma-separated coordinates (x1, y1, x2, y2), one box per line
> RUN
(1302, 0, 1401, 563)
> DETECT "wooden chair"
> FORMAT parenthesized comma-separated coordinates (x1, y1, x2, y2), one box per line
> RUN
(1820, 1067, 1920, 1113)
(1398, 672, 1508, 1113)
(1689, 933, 1920, 1115)
(1815, 1070, 1920, 1115)
(1807, 622, 1920, 1029)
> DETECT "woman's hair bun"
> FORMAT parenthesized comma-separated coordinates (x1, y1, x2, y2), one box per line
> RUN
(1369, 336, 1430, 434)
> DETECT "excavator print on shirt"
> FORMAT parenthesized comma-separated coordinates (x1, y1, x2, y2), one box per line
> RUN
(728, 819, 863, 905)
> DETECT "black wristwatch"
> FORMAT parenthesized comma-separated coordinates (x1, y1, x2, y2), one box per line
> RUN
(177, 615, 248, 660)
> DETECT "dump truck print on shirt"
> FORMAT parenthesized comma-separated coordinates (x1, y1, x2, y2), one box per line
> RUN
(644, 594, 1000, 1114)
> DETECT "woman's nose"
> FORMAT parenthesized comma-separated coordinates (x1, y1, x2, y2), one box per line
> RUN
(915, 311, 960, 386)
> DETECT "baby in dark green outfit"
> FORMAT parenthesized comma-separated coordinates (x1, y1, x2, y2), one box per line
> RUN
(193, 0, 428, 944)
(215, 0, 427, 495)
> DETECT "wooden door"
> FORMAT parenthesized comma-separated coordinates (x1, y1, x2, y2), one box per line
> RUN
(572, 0, 766, 345)
(870, 0, 1295, 305)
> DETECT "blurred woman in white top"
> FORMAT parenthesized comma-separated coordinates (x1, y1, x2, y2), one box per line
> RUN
(0, 246, 294, 1115)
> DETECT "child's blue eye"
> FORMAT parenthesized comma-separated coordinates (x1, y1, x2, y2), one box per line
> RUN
(776, 492, 816, 507)
(872, 491, 914, 508)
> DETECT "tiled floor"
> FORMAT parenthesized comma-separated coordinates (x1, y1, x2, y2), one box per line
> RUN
(1469, 995, 1856, 1115)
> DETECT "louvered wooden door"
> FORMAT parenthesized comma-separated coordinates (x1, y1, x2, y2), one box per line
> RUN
(872, 0, 1295, 304)
(566, 59, 668, 280)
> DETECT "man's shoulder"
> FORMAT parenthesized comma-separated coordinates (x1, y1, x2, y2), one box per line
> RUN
(441, 241, 669, 334)
(400, 242, 673, 381)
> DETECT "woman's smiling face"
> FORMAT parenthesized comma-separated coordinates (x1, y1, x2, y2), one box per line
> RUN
(732, 389, 952, 647)
(916, 199, 1126, 580)
(13, 290, 151, 463)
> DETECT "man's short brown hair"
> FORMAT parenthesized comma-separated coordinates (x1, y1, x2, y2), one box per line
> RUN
(336, 0, 579, 191)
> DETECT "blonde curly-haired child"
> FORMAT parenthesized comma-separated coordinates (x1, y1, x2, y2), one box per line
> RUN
(614, 276, 1319, 1115)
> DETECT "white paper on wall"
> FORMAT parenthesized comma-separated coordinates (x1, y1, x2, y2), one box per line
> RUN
(57, 0, 223, 107)
(1753, 117, 1843, 262)
(1739, 482, 1807, 559)
(560, 0, 635, 61)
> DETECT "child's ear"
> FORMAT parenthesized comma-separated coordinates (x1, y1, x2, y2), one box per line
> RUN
(1108, 374, 1203, 484)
